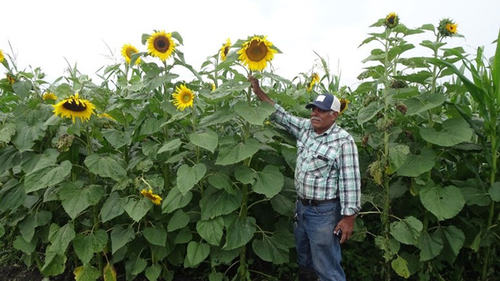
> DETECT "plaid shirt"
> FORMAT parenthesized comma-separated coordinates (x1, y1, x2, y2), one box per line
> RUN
(273, 104, 361, 216)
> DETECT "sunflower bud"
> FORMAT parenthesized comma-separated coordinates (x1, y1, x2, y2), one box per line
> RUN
(384, 12, 399, 29)
(396, 102, 407, 114)
(56, 134, 75, 152)
(369, 160, 384, 186)
(361, 135, 370, 147)
(438, 18, 458, 37)
(390, 79, 408, 89)
(404, 130, 414, 141)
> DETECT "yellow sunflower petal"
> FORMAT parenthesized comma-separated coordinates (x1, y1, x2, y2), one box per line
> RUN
(52, 93, 96, 123)
(140, 189, 163, 205)
(147, 31, 176, 61)
(43, 92, 58, 101)
(237, 36, 277, 71)
(0, 50, 4, 63)
(172, 84, 195, 111)
(121, 44, 141, 65)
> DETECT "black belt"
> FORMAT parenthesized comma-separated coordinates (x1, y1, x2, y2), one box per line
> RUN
(299, 197, 339, 206)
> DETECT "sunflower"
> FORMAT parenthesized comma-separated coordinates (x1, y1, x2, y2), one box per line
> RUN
(0, 50, 4, 63)
(438, 18, 458, 37)
(339, 98, 350, 114)
(384, 12, 399, 29)
(6, 74, 15, 85)
(238, 36, 278, 71)
(307, 73, 320, 92)
(219, 38, 231, 61)
(141, 189, 162, 205)
(52, 93, 96, 123)
(43, 92, 58, 101)
(121, 44, 141, 65)
(147, 30, 176, 61)
(172, 84, 195, 111)
(210, 83, 216, 91)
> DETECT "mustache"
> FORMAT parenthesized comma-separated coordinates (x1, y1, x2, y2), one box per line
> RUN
(311, 116, 322, 122)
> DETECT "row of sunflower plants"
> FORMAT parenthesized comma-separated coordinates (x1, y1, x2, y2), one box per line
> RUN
(348, 13, 500, 280)
(0, 30, 310, 281)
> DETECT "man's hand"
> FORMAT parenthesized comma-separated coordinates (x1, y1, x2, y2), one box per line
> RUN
(248, 75, 275, 105)
(334, 215, 356, 244)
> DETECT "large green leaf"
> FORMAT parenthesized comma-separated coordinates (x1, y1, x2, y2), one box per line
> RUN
(185, 241, 210, 267)
(196, 217, 224, 246)
(252, 165, 284, 198)
(59, 182, 104, 219)
(100, 192, 128, 223)
(436, 225, 465, 264)
(234, 165, 256, 185)
(461, 187, 491, 206)
(19, 210, 51, 242)
(12, 121, 46, 152)
(74, 264, 100, 281)
(234, 101, 276, 125)
(102, 128, 133, 149)
(223, 217, 256, 250)
(0, 181, 26, 212)
(143, 225, 167, 247)
(208, 173, 236, 195)
(420, 184, 465, 221)
(84, 154, 127, 181)
(167, 209, 190, 232)
(357, 102, 383, 124)
(252, 234, 289, 264)
(177, 163, 206, 195)
(124, 198, 152, 222)
(389, 144, 410, 173)
(420, 117, 473, 147)
(215, 138, 261, 166)
(162, 187, 193, 214)
(489, 182, 500, 202)
(200, 188, 242, 220)
(391, 255, 410, 279)
(24, 160, 72, 193)
(48, 223, 76, 255)
(396, 148, 436, 177)
(111, 225, 135, 254)
(13, 235, 37, 254)
(73, 229, 108, 264)
(189, 129, 219, 153)
(390, 216, 423, 245)
(405, 93, 446, 115)
(270, 194, 295, 216)
(417, 230, 443, 261)
(0, 123, 16, 143)
(157, 138, 182, 154)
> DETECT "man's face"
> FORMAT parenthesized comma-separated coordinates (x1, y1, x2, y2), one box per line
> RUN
(310, 106, 338, 134)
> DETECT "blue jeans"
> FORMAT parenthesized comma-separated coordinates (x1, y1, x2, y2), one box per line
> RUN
(294, 200, 345, 281)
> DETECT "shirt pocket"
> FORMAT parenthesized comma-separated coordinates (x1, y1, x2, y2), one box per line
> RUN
(305, 152, 333, 178)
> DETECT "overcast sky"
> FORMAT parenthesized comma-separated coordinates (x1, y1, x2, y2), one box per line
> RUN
(2, 0, 499, 88)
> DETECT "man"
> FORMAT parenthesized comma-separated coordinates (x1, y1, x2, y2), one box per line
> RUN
(249, 76, 361, 281)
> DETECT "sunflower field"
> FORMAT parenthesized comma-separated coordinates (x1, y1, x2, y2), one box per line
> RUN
(0, 13, 499, 281)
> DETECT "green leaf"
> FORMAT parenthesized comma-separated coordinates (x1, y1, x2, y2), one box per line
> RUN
(59, 182, 104, 219)
(461, 187, 491, 206)
(0, 180, 26, 212)
(49, 223, 76, 255)
(391, 256, 410, 278)
(102, 128, 132, 149)
(396, 148, 436, 177)
(111, 225, 135, 254)
(436, 225, 465, 264)
(12, 121, 47, 152)
(196, 217, 224, 246)
(390, 216, 423, 245)
(270, 194, 295, 216)
(234, 165, 256, 185)
(25, 160, 72, 193)
(200, 188, 242, 220)
(223, 217, 256, 250)
(418, 230, 443, 261)
(12, 81, 32, 98)
(103, 263, 117, 281)
(124, 198, 152, 222)
(0, 123, 16, 143)
(189, 129, 218, 153)
(100, 192, 127, 223)
(73, 230, 108, 264)
(420, 117, 473, 147)
(162, 187, 193, 214)
(234, 101, 276, 125)
(185, 241, 210, 267)
(13, 235, 37, 254)
(252, 235, 289, 264)
(252, 165, 284, 198)
(420, 184, 465, 221)
(19, 210, 51, 242)
(215, 138, 261, 166)
(208, 173, 236, 195)
(41, 251, 66, 277)
(126, 254, 147, 275)
(167, 209, 190, 232)
(357, 102, 383, 124)
(145, 264, 161, 281)
(176, 163, 206, 195)
(84, 154, 127, 181)
(143, 226, 167, 246)
(74, 264, 100, 281)
(405, 93, 446, 116)
(157, 138, 182, 154)
(389, 144, 409, 172)
(489, 182, 500, 202)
